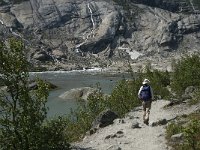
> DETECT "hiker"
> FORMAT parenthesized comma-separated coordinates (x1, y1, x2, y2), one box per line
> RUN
(138, 79, 153, 125)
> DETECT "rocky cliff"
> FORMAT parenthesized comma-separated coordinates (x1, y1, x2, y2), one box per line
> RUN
(0, 0, 200, 71)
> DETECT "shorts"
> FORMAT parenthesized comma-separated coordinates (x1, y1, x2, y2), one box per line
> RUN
(142, 100, 152, 112)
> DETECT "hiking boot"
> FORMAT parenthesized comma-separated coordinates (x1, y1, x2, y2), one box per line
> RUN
(144, 118, 149, 125)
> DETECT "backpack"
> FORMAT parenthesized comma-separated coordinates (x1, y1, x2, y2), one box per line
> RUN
(139, 85, 151, 101)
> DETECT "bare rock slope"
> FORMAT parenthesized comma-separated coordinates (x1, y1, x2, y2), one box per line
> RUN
(0, 0, 200, 71)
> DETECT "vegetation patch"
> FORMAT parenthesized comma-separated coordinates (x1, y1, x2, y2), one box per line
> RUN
(171, 54, 200, 97)
(0, 38, 70, 150)
(166, 112, 200, 150)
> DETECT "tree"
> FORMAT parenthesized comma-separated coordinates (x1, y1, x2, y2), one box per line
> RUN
(0, 38, 49, 150)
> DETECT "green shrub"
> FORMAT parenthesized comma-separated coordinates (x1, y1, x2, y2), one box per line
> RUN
(108, 78, 141, 117)
(40, 117, 70, 150)
(166, 122, 184, 140)
(166, 114, 200, 150)
(143, 67, 171, 99)
(183, 119, 200, 150)
(171, 54, 200, 96)
(63, 78, 142, 141)
(64, 86, 108, 142)
(188, 89, 200, 105)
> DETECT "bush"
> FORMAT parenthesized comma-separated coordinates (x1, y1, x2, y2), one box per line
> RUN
(166, 122, 184, 140)
(40, 117, 70, 150)
(166, 113, 200, 150)
(63, 78, 142, 141)
(0, 38, 70, 150)
(183, 119, 200, 150)
(64, 85, 108, 142)
(188, 89, 200, 105)
(171, 54, 200, 96)
(143, 67, 171, 99)
(108, 79, 141, 117)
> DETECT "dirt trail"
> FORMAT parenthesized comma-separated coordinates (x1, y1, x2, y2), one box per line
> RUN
(73, 100, 200, 150)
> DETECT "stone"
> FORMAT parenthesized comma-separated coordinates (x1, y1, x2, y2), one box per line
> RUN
(92, 109, 118, 129)
(106, 145, 121, 150)
(32, 51, 52, 62)
(152, 119, 168, 127)
(116, 131, 124, 135)
(131, 120, 140, 129)
(182, 86, 198, 100)
(171, 133, 184, 142)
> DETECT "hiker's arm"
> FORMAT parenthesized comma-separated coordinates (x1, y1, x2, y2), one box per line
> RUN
(150, 86, 154, 100)
(138, 86, 143, 99)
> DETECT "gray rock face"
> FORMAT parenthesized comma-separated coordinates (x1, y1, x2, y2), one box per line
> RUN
(0, 0, 200, 71)
(133, 0, 199, 13)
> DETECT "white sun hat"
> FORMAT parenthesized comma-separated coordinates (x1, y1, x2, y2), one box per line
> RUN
(142, 79, 150, 84)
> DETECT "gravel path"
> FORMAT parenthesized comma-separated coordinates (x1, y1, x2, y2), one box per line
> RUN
(73, 100, 200, 150)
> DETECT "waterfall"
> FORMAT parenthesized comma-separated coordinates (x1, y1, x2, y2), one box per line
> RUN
(75, 2, 96, 50)
(88, 3, 95, 36)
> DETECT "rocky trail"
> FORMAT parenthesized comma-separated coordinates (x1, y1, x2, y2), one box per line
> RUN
(72, 100, 200, 150)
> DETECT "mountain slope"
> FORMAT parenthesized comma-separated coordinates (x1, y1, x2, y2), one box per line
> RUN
(0, 0, 200, 71)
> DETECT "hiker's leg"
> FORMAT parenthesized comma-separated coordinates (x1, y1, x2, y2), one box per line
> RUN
(146, 108, 150, 120)
(143, 111, 146, 121)
(146, 101, 151, 121)
(142, 101, 146, 121)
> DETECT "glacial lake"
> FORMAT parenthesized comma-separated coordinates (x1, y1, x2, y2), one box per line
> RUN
(30, 70, 131, 118)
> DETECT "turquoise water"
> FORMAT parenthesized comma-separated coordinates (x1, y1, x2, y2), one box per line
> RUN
(30, 71, 130, 118)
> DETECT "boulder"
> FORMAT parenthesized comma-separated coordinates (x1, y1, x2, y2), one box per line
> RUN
(59, 87, 97, 101)
(182, 86, 198, 100)
(131, 120, 140, 129)
(92, 109, 119, 129)
(52, 49, 66, 60)
(32, 51, 52, 62)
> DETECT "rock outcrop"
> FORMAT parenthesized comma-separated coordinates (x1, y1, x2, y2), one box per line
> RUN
(59, 87, 97, 101)
(0, 0, 200, 71)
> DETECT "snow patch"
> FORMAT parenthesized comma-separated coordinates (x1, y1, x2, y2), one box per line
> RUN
(118, 47, 143, 60)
